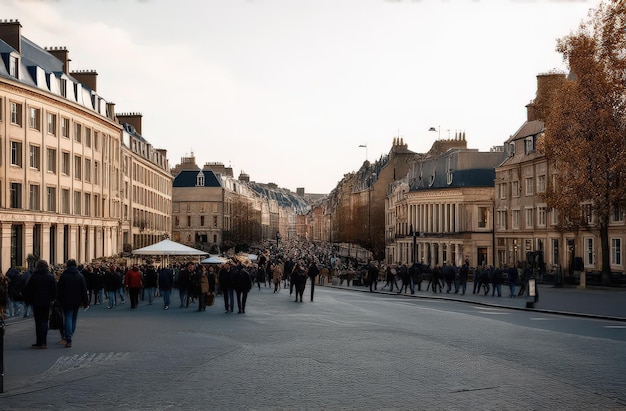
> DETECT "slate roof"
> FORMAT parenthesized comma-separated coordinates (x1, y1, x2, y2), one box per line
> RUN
(173, 169, 221, 188)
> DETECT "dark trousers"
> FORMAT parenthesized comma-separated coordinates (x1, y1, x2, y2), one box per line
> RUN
(33, 306, 50, 346)
(236, 290, 248, 312)
(310, 277, 316, 301)
(128, 287, 141, 308)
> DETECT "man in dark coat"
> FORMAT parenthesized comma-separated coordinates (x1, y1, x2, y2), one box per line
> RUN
(177, 263, 192, 308)
(291, 261, 307, 303)
(218, 262, 234, 313)
(233, 264, 252, 313)
(158, 265, 174, 310)
(57, 259, 89, 348)
(308, 261, 320, 301)
(24, 260, 56, 349)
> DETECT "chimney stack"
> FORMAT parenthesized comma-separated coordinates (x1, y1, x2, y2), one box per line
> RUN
(71, 69, 98, 92)
(45, 46, 71, 75)
(0, 19, 22, 53)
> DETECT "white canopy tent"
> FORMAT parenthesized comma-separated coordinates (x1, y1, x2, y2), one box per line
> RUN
(200, 255, 229, 264)
(132, 240, 208, 265)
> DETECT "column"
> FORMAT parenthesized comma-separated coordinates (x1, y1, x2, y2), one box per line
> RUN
(1, 223, 12, 274)
(41, 223, 51, 263)
(69, 225, 79, 262)
(24, 222, 34, 262)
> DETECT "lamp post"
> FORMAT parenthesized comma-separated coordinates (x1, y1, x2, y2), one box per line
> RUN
(358, 144, 368, 162)
(428, 126, 441, 139)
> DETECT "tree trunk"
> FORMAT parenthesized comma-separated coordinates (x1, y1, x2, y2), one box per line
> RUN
(599, 219, 611, 286)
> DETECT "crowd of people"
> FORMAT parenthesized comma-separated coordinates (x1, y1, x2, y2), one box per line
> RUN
(0, 238, 535, 351)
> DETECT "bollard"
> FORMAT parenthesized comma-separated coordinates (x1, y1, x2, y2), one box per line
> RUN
(526, 277, 539, 308)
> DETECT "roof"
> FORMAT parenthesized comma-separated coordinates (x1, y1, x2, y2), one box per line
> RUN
(173, 169, 222, 188)
(506, 120, 544, 143)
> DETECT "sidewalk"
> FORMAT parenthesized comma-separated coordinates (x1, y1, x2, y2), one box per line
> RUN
(327, 281, 626, 321)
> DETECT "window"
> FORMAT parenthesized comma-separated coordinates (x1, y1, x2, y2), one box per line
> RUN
(213, 215, 218, 228)
(187, 216, 191, 227)
(29, 145, 40, 170)
(512, 210, 520, 229)
(28, 107, 41, 130)
(552, 207, 559, 226)
(585, 237, 594, 265)
(196, 172, 204, 187)
(611, 238, 621, 265)
(29, 184, 39, 210)
(47, 187, 56, 212)
(94, 161, 100, 185)
(582, 203, 593, 224)
(47, 148, 57, 174)
(74, 123, 82, 143)
(537, 175, 546, 193)
(84, 159, 91, 183)
(508, 142, 515, 157)
(94, 194, 100, 217)
(200, 216, 205, 226)
(524, 136, 535, 154)
(613, 203, 624, 222)
(61, 152, 70, 175)
(525, 177, 534, 196)
(85, 128, 92, 148)
(84, 193, 91, 216)
(499, 183, 507, 199)
(496, 210, 507, 230)
(11, 141, 23, 167)
(61, 189, 70, 214)
(47, 113, 57, 135)
(175, 216, 180, 227)
(61, 117, 70, 138)
(73, 191, 81, 215)
(537, 206, 547, 227)
(94, 131, 100, 151)
(74, 156, 82, 180)
(10, 102, 22, 126)
(10, 183, 22, 208)
(525, 208, 534, 229)
(477, 207, 488, 228)
(512, 181, 520, 197)
(60, 79, 67, 97)
(9, 55, 18, 78)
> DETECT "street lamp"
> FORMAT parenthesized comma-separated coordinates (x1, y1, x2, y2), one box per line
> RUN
(428, 126, 440, 139)
(358, 144, 368, 162)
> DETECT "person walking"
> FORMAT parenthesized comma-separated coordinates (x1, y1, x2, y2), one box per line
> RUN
(218, 262, 234, 313)
(308, 260, 320, 301)
(197, 265, 210, 312)
(124, 263, 143, 309)
(366, 261, 378, 293)
(233, 264, 252, 313)
(507, 265, 519, 298)
(104, 265, 119, 309)
(158, 265, 174, 310)
(457, 259, 470, 295)
(177, 262, 193, 308)
(57, 259, 89, 348)
(24, 260, 56, 349)
(143, 264, 158, 305)
(292, 261, 307, 303)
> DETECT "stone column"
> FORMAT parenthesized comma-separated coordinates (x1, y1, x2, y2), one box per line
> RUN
(1, 223, 12, 274)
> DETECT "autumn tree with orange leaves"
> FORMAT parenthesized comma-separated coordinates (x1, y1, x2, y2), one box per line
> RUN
(544, 1, 626, 284)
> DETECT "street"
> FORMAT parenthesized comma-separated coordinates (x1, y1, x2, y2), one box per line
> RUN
(1, 285, 625, 410)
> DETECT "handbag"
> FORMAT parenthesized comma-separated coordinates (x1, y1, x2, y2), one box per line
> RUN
(205, 293, 215, 307)
(49, 300, 64, 330)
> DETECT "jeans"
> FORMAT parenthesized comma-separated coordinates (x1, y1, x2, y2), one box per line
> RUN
(106, 290, 117, 307)
(63, 306, 80, 343)
(144, 287, 155, 304)
(117, 287, 126, 303)
(509, 283, 516, 297)
(160, 289, 171, 307)
(492, 284, 502, 297)
(7, 297, 21, 317)
(179, 289, 188, 308)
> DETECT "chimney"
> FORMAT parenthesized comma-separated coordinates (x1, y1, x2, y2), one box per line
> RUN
(296, 188, 305, 196)
(0, 19, 22, 53)
(71, 69, 98, 92)
(117, 112, 142, 135)
(527, 71, 566, 122)
(45, 46, 71, 75)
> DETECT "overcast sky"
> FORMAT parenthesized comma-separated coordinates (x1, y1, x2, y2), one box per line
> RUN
(5, 0, 600, 194)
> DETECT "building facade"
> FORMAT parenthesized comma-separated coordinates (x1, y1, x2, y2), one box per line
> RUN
(0, 20, 171, 272)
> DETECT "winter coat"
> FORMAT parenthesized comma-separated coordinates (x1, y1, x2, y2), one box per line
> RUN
(57, 266, 89, 308)
(24, 268, 57, 309)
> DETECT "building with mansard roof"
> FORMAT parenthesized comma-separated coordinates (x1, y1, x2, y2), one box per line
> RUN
(0, 20, 171, 271)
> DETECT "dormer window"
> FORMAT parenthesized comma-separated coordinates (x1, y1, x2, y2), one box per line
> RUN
(196, 171, 205, 187)
(509, 142, 515, 157)
(524, 136, 535, 154)
(446, 156, 453, 185)
(429, 171, 436, 187)
(9, 54, 18, 78)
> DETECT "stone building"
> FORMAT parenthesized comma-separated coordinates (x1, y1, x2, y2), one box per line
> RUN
(0, 20, 171, 272)
(386, 133, 505, 267)
(495, 71, 626, 276)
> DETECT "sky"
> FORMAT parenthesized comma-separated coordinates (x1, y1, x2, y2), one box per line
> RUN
(4, 0, 601, 194)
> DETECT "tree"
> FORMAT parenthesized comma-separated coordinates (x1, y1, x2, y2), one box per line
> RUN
(544, 0, 626, 285)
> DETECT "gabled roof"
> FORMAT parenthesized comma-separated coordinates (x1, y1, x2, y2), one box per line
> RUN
(173, 169, 221, 188)
(506, 120, 544, 143)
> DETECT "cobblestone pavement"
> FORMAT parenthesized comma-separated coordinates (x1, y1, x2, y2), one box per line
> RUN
(1, 283, 625, 410)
